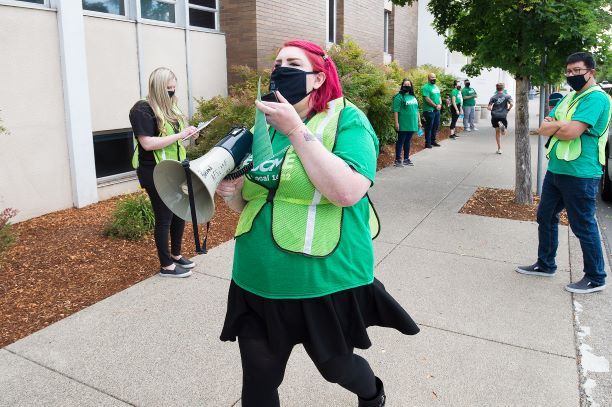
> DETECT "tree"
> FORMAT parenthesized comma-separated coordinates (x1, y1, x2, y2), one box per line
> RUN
(392, 0, 611, 204)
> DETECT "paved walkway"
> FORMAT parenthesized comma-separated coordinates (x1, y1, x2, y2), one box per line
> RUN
(2, 109, 609, 406)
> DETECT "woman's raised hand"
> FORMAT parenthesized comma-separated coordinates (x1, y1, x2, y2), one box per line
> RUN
(255, 91, 304, 137)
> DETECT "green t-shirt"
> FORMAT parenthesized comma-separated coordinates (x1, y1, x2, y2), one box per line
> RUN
(450, 88, 462, 107)
(548, 88, 611, 178)
(421, 83, 441, 112)
(232, 106, 380, 299)
(392, 93, 419, 131)
(461, 87, 477, 107)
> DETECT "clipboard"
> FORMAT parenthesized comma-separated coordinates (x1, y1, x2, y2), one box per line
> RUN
(182, 116, 218, 141)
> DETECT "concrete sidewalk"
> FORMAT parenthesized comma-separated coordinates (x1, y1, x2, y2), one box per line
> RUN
(1, 118, 606, 406)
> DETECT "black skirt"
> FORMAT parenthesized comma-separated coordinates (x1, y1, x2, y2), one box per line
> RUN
(220, 278, 419, 362)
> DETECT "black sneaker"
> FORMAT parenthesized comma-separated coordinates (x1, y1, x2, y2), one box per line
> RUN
(403, 159, 414, 166)
(394, 160, 403, 167)
(159, 265, 192, 278)
(432, 142, 441, 147)
(425, 145, 433, 149)
(515, 263, 556, 277)
(173, 256, 195, 269)
(450, 135, 457, 139)
(565, 278, 606, 294)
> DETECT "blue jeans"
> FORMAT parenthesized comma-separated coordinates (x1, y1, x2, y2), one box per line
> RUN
(395, 131, 414, 160)
(537, 171, 606, 284)
(423, 110, 440, 147)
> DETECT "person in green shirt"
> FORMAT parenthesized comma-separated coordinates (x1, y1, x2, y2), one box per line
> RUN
(392, 78, 422, 166)
(516, 52, 612, 294)
(449, 79, 463, 139)
(216, 39, 419, 407)
(461, 79, 478, 131)
(421, 73, 442, 148)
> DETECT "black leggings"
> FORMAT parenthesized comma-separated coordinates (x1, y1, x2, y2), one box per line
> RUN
(238, 338, 377, 406)
(137, 165, 185, 267)
(450, 107, 460, 130)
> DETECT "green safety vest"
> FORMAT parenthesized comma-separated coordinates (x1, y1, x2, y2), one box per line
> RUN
(132, 104, 186, 168)
(546, 86, 611, 165)
(235, 97, 380, 257)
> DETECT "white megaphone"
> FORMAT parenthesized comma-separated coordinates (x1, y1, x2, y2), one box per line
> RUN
(153, 126, 253, 224)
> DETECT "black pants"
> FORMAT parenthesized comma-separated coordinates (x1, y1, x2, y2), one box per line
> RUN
(450, 107, 460, 130)
(137, 165, 185, 267)
(395, 131, 414, 160)
(238, 338, 378, 406)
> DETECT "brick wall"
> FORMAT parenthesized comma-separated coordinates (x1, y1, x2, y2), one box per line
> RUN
(392, 3, 418, 69)
(343, 0, 385, 63)
(254, 1, 327, 71)
(220, 0, 258, 84)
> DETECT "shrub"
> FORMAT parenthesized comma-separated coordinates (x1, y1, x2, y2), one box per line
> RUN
(187, 66, 269, 160)
(104, 192, 155, 240)
(0, 208, 18, 260)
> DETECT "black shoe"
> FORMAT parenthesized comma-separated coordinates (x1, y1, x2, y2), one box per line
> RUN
(432, 142, 441, 147)
(426, 145, 433, 149)
(159, 265, 192, 278)
(515, 263, 556, 277)
(358, 377, 385, 407)
(565, 277, 606, 294)
(450, 135, 457, 139)
(173, 256, 195, 269)
(403, 159, 414, 166)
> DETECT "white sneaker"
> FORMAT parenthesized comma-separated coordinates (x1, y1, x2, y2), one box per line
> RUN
(499, 122, 506, 136)
(466, 128, 472, 132)
(496, 149, 502, 154)
(472, 127, 479, 131)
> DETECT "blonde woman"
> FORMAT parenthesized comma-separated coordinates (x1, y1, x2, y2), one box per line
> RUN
(129, 67, 199, 277)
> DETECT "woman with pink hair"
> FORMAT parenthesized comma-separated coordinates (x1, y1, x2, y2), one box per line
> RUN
(217, 40, 418, 406)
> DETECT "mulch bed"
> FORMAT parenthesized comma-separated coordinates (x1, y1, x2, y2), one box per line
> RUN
(460, 187, 569, 225)
(0, 126, 455, 347)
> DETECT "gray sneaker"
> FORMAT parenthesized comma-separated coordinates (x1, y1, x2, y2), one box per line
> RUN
(515, 263, 556, 277)
(394, 160, 404, 167)
(403, 159, 414, 166)
(565, 278, 606, 294)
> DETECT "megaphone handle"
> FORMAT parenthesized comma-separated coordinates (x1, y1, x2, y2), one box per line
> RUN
(182, 159, 205, 255)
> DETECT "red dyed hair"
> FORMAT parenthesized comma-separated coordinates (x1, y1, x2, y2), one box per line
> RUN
(281, 40, 343, 114)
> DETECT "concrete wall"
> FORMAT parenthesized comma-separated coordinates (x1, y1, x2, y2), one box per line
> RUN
(1, 3, 228, 222)
(0, 6, 72, 222)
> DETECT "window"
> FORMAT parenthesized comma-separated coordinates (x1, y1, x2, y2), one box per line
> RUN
(82, 0, 126, 15)
(16, 0, 45, 3)
(327, 0, 336, 44)
(140, 0, 176, 23)
(188, 0, 218, 30)
(383, 10, 390, 54)
(93, 131, 135, 178)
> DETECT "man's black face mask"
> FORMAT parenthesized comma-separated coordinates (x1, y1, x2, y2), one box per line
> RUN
(269, 66, 318, 105)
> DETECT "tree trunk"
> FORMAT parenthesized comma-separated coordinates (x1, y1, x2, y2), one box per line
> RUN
(514, 76, 533, 204)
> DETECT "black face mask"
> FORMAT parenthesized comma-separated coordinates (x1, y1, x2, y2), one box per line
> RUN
(456, 86, 461, 90)
(465, 82, 470, 87)
(168, 90, 175, 98)
(566, 72, 590, 92)
(400, 85, 410, 93)
(270, 66, 318, 105)
(429, 79, 437, 85)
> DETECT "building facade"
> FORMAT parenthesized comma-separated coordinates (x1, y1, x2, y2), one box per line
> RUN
(221, 0, 419, 83)
(0, 0, 228, 222)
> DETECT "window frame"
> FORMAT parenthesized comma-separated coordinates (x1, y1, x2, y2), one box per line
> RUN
(326, 0, 336, 46)
(82, 0, 130, 20)
(383, 9, 390, 54)
(187, 0, 219, 31)
(138, 0, 178, 25)
(92, 129, 138, 180)
(0, 0, 52, 10)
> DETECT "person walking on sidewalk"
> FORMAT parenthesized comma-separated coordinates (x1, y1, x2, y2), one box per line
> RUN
(129, 67, 200, 278)
(461, 79, 478, 131)
(217, 40, 419, 407)
(449, 80, 463, 139)
(422, 73, 442, 148)
(393, 78, 421, 166)
(516, 52, 612, 294)
(487, 83, 513, 154)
